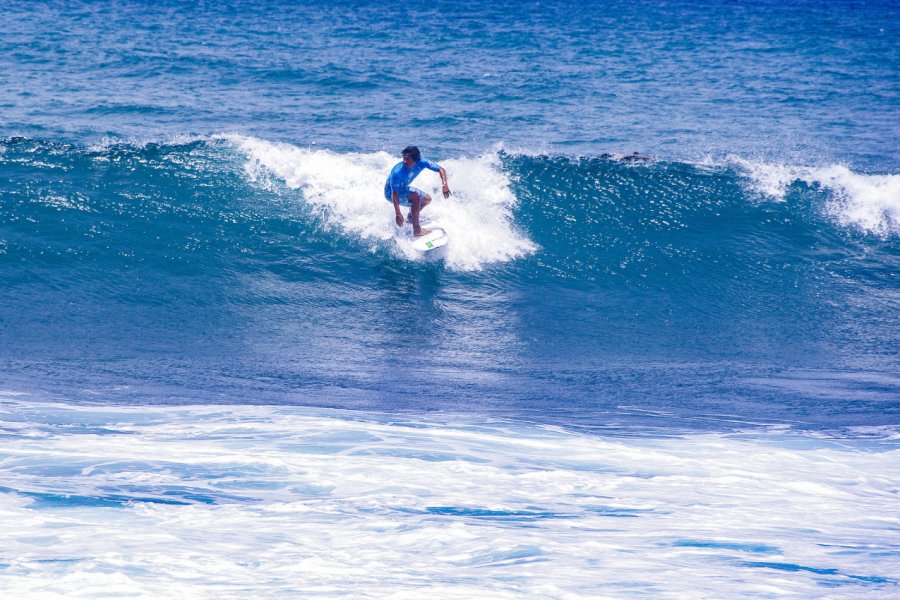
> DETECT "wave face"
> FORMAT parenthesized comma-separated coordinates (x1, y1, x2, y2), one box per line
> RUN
(1, 136, 898, 429)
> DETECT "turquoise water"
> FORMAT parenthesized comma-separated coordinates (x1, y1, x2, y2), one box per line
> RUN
(1, 136, 896, 429)
(1, 0, 899, 596)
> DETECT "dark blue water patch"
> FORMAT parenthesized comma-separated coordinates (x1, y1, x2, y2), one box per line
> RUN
(816, 542, 900, 557)
(159, 491, 218, 505)
(18, 490, 188, 509)
(0, 487, 137, 508)
(846, 575, 896, 585)
(57, 425, 136, 436)
(106, 485, 254, 504)
(672, 539, 780, 554)
(0, 484, 255, 508)
(742, 561, 893, 585)
(34, 558, 83, 565)
(83, 103, 179, 115)
(585, 505, 657, 518)
(423, 506, 576, 520)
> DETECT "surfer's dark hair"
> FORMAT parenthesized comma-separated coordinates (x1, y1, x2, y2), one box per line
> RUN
(402, 146, 421, 161)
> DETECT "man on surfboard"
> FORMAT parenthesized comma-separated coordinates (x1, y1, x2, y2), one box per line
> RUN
(384, 146, 451, 237)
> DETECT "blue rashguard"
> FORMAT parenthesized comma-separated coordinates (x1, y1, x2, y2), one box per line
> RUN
(384, 159, 441, 206)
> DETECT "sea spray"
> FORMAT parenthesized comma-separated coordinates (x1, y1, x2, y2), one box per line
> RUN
(232, 135, 537, 270)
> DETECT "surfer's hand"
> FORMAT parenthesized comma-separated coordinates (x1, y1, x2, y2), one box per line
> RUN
(395, 212, 404, 227)
(442, 182, 451, 198)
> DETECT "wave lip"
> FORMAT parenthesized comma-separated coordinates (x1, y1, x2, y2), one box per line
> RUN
(732, 157, 900, 237)
(228, 135, 537, 271)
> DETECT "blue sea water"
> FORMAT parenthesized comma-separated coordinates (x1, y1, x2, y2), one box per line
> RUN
(1, 0, 899, 597)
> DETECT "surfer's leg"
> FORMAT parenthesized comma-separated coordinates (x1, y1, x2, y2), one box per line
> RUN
(407, 192, 432, 237)
(406, 192, 431, 221)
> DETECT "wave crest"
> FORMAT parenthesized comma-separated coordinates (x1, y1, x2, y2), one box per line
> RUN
(733, 158, 900, 237)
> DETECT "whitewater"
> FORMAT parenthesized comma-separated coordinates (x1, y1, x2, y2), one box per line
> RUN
(2, 397, 898, 598)
(233, 135, 537, 270)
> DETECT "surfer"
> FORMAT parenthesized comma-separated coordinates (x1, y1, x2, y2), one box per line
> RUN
(600, 151, 652, 162)
(384, 146, 451, 237)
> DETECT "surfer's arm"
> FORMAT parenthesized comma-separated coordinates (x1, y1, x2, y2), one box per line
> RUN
(392, 191, 404, 227)
(438, 166, 451, 198)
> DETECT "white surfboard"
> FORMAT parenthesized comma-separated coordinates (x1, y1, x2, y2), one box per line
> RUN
(408, 227, 449, 252)
(395, 216, 449, 253)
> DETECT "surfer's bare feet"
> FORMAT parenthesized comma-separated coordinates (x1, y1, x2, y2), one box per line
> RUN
(414, 228, 432, 237)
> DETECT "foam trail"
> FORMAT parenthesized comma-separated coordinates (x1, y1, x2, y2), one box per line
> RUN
(733, 157, 900, 236)
(1, 399, 898, 598)
(228, 135, 537, 270)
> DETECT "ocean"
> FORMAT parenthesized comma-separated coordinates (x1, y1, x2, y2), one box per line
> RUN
(1, 0, 898, 597)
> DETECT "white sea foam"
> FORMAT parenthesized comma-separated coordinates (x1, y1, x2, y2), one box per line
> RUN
(732, 157, 900, 236)
(227, 135, 536, 270)
(0, 399, 897, 598)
